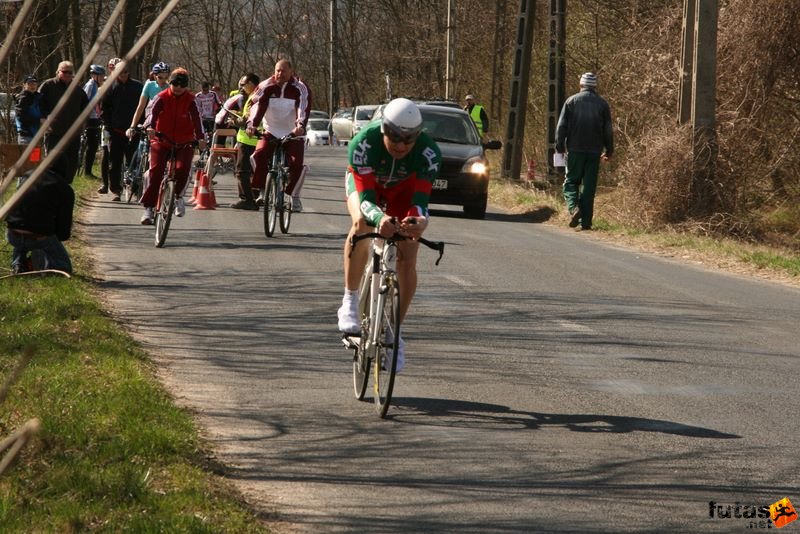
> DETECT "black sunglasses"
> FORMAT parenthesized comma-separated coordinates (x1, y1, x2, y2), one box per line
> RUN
(384, 129, 418, 145)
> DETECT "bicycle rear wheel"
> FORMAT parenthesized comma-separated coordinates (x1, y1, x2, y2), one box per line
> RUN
(374, 281, 401, 417)
(263, 172, 278, 237)
(279, 175, 292, 234)
(352, 264, 374, 400)
(155, 180, 175, 248)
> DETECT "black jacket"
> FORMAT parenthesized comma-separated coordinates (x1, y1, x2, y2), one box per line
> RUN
(38, 77, 89, 137)
(102, 77, 144, 132)
(6, 172, 75, 241)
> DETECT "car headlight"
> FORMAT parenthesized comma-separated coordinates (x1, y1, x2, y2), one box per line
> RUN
(461, 157, 488, 175)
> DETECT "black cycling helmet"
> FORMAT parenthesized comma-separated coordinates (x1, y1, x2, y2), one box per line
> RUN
(151, 61, 170, 75)
(89, 64, 106, 76)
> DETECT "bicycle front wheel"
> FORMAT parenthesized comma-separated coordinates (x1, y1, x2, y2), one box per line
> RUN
(279, 176, 292, 234)
(155, 180, 175, 248)
(374, 280, 401, 417)
(353, 263, 375, 400)
(263, 172, 278, 237)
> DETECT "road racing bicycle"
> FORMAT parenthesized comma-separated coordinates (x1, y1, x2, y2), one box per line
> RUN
(343, 222, 444, 417)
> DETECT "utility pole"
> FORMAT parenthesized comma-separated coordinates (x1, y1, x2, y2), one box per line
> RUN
(502, 0, 536, 180)
(546, 0, 566, 178)
(690, 0, 719, 214)
(677, 0, 695, 124)
(490, 0, 508, 126)
(329, 0, 338, 116)
(445, 0, 456, 100)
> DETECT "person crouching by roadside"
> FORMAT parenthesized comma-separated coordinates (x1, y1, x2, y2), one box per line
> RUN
(5, 168, 75, 274)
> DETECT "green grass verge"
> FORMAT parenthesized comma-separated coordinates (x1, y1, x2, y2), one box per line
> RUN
(1, 173, 267, 532)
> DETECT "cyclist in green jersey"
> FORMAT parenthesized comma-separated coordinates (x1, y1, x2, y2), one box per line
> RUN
(337, 98, 442, 371)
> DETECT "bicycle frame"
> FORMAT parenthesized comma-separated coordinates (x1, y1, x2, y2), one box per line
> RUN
(359, 238, 397, 362)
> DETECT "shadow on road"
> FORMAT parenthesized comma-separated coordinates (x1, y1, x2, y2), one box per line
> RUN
(430, 205, 557, 223)
(388, 397, 740, 439)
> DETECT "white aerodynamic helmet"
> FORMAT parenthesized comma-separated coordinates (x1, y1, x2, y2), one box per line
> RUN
(381, 98, 423, 139)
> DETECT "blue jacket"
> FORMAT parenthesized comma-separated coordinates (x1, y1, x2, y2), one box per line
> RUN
(14, 90, 43, 137)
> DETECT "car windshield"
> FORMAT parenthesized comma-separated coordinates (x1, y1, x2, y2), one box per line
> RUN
(355, 107, 376, 121)
(308, 119, 330, 131)
(420, 108, 480, 145)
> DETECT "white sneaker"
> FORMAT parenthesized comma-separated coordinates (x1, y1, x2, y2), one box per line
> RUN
(292, 196, 303, 212)
(337, 294, 359, 334)
(175, 197, 185, 217)
(140, 207, 154, 225)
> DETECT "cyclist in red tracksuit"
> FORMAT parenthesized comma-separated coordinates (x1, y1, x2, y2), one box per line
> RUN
(140, 68, 206, 225)
(246, 59, 311, 211)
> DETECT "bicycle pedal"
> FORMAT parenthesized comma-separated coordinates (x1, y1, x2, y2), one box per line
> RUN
(341, 334, 360, 350)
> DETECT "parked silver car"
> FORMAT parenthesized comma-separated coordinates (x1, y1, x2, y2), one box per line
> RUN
(331, 108, 353, 145)
(350, 104, 379, 138)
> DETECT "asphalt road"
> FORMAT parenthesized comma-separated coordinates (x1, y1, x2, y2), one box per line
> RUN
(85, 145, 800, 533)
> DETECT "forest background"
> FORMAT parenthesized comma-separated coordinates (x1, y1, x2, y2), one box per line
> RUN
(1, 0, 798, 247)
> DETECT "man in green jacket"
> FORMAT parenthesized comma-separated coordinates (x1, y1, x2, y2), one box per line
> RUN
(555, 72, 614, 231)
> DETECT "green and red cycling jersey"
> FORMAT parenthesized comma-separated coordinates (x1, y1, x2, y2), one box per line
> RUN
(347, 122, 441, 227)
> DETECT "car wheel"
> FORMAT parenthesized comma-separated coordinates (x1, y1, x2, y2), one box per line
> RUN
(463, 196, 487, 219)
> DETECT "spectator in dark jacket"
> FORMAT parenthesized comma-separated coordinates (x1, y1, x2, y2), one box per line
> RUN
(5, 170, 75, 274)
(38, 61, 89, 183)
(555, 72, 614, 231)
(101, 66, 143, 200)
(14, 75, 43, 144)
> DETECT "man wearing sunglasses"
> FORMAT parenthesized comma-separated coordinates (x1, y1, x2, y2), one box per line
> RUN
(337, 98, 441, 372)
(38, 60, 89, 182)
(139, 68, 206, 225)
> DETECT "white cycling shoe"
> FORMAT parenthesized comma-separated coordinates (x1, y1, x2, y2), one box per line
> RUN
(337, 296, 359, 334)
(175, 198, 186, 217)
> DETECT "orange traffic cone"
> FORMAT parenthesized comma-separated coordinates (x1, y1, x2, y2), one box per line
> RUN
(189, 168, 202, 205)
(193, 169, 216, 210)
(208, 173, 218, 207)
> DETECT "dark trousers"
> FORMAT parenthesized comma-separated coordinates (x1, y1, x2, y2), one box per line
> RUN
(108, 131, 137, 194)
(563, 151, 601, 229)
(83, 119, 102, 174)
(236, 143, 256, 201)
(101, 146, 110, 188)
